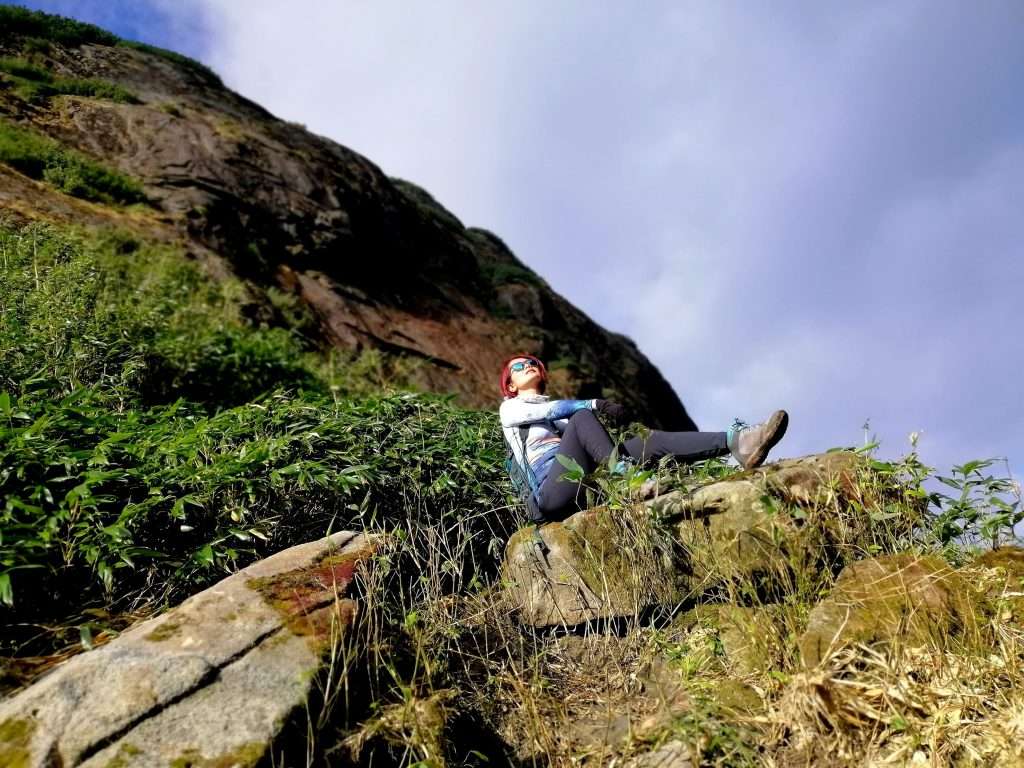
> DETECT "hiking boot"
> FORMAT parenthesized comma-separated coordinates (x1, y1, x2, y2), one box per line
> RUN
(728, 410, 789, 470)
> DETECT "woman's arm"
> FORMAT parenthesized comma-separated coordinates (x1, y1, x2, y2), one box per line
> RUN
(500, 398, 596, 427)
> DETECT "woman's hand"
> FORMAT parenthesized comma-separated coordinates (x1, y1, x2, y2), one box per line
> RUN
(595, 399, 631, 425)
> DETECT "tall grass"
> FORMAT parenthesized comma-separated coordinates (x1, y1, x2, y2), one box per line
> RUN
(306, 450, 1023, 767)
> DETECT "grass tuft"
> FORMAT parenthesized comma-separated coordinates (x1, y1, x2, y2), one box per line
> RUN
(0, 120, 146, 204)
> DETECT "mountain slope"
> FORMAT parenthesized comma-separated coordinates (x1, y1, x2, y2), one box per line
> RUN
(0, 6, 696, 428)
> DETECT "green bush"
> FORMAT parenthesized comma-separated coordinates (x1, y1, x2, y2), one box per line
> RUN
(0, 220, 509, 629)
(0, 120, 146, 204)
(479, 259, 542, 287)
(0, 56, 49, 81)
(0, 223, 303, 399)
(0, 387, 506, 613)
(0, 6, 119, 47)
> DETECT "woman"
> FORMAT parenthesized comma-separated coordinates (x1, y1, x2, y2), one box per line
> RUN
(499, 354, 788, 522)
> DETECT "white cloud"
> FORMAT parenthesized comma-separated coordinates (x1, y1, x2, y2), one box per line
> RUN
(162, 1, 1022, 478)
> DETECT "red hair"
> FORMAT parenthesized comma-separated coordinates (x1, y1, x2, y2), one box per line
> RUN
(499, 354, 547, 399)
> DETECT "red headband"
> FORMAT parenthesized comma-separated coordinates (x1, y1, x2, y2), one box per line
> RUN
(499, 354, 547, 398)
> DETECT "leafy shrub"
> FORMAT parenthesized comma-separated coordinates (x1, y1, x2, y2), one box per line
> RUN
(0, 6, 119, 47)
(0, 387, 507, 626)
(0, 221, 509, 630)
(0, 56, 49, 81)
(479, 259, 542, 287)
(0, 223, 304, 399)
(0, 120, 146, 204)
(140, 326, 323, 407)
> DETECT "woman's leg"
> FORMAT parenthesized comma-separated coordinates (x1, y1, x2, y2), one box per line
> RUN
(536, 409, 615, 517)
(623, 430, 728, 464)
(537, 410, 730, 519)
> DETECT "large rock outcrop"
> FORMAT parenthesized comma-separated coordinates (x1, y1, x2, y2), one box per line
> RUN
(504, 452, 879, 628)
(0, 531, 377, 768)
(797, 548, 1024, 667)
(503, 506, 688, 627)
(0, 13, 695, 428)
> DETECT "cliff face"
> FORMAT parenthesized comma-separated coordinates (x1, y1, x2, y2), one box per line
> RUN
(0, 9, 696, 429)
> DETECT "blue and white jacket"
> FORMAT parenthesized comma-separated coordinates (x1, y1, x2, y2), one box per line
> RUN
(499, 395, 597, 489)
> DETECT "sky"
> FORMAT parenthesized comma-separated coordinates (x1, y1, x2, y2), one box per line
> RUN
(21, 1, 1024, 488)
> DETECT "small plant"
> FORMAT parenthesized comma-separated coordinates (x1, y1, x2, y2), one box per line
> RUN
(930, 458, 1022, 547)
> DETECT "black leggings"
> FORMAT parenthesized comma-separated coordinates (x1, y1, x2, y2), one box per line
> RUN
(535, 409, 728, 520)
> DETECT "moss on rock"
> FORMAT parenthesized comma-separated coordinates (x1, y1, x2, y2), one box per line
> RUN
(798, 553, 983, 667)
(169, 741, 265, 768)
(0, 716, 35, 768)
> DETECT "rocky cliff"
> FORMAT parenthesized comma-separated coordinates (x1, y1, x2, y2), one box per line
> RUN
(0, 7, 696, 428)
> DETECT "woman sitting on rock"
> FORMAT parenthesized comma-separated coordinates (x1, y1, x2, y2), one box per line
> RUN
(499, 354, 788, 523)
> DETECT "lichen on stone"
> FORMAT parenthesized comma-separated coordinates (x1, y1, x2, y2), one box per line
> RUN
(101, 741, 142, 768)
(144, 615, 185, 642)
(169, 741, 266, 768)
(0, 716, 36, 768)
(246, 545, 370, 640)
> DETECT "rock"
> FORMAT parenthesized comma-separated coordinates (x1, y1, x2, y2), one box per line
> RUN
(505, 452, 875, 627)
(651, 452, 868, 595)
(627, 739, 693, 768)
(973, 546, 1024, 624)
(502, 508, 689, 628)
(0, 531, 377, 768)
(798, 553, 981, 667)
(712, 605, 787, 677)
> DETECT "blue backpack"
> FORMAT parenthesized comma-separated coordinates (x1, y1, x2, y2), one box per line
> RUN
(504, 424, 545, 522)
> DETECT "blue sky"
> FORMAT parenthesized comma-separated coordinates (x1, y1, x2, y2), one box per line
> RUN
(18, 1, 1024, 489)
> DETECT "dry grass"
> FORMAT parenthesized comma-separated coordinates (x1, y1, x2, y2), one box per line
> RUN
(305, 454, 1024, 767)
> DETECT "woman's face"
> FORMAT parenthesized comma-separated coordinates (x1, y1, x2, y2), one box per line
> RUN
(508, 357, 543, 394)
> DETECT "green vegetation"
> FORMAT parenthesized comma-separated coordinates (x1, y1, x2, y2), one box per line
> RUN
(0, 221, 507, 645)
(0, 5, 119, 47)
(0, 5, 221, 85)
(0, 57, 138, 103)
(478, 259, 542, 287)
(0, 120, 146, 204)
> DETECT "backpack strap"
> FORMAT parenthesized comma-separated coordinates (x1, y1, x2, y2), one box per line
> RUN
(516, 424, 545, 521)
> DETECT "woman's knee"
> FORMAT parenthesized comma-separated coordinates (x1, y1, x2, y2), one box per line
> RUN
(567, 408, 600, 427)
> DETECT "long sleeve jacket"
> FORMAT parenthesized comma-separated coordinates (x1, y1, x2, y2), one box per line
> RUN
(499, 395, 596, 488)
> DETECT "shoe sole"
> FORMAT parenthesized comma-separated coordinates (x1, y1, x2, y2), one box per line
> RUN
(745, 410, 789, 469)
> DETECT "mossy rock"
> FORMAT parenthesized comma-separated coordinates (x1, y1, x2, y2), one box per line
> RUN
(0, 532, 376, 768)
(0, 717, 35, 768)
(798, 553, 983, 667)
(652, 451, 894, 599)
(712, 604, 791, 677)
(503, 507, 690, 627)
(970, 546, 1024, 625)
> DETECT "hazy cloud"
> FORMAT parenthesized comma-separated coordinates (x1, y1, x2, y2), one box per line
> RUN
(31, 1, 1024, 478)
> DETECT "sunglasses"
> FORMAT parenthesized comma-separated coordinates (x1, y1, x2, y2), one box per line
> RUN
(509, 359, 540, 373)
